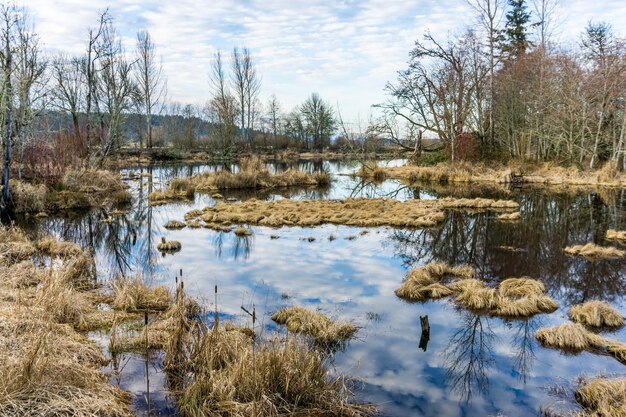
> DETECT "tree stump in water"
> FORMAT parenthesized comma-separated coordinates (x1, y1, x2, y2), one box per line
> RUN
(419, 315, 430, 352)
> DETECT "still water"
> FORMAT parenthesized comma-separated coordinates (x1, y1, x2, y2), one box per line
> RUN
(15, 159, 626, 417)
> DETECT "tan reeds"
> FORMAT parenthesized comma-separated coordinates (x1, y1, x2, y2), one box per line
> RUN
(395, 261, 474, 301)
(395, 263, 557, 318)
(358, 161, 387, 183)
(164, 291, 369, 417)
(0, 226, 35, 266)
(564, 243, 625, 259)
(535, 323, 605, 352)
(9, 179, 47, 213)
(35, 235, 83, 258)
(234, 227, 253, 237)
(497, 211, 521, 221)
(157, 238, 182, 252)
(606, 229, 626, 241)
(568, 301, 625, 329)
(271, 306, 357, 344)
(164, 220, 187, 229)
(575, 377, 626, 417)
(186, 197, 518, 229)
(111, 275, 172, 312)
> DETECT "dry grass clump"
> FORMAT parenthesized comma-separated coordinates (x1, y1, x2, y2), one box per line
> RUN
(111, 275, 172, 312)
(271, 306, 357, 344)
(185, 196, 516, 229)
(63, 168, 126, 193)
(35, 235, 83, 258)
(157, 238, 182, 253)
(568, 301, 625, 329)
(148, 187, 194, 205)
(110, 317, 173, 353)
(234, 227, 252, 237)
(498, 212, 521, 221)
(564, 243, 625, 259)
(358, 161, 387, 183)
(535, 323, 605, 352)
(395, 261, 474, 302)
(164, 220, 187, 229)
(575, 377, 626, 417)
(164, 288, 369, 417)
(9, 179, 47, 213)
(606, 229, 626, 241)
(0, 315, 132, 417)
(0, 226, 35, 266)
(395, 262, 556, 318)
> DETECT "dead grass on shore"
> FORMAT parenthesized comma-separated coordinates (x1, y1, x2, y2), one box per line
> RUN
(369, 161, 626, 188)
(357, 161, 387, 183)
(568, 301, 625, 329)
(564, 243, 625, 259)
(111, 275, 172, 312)
(0, 226, 133, 416)
(574, 377, 626, 417)
(0, 226, 35, 266)
(186, 196, 518, 229)
(606, 229, 626, 241)
(35, 235, 83, 258)
(271, 306, 358, 344)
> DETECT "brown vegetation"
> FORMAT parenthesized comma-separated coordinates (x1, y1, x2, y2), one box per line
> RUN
(163, 289, 370, 417)
(497, 211, 521, 221)
(395, 262, 557, 319)
(111, 275, 172, 312)
(575, 378, 626, 417)
(157, 238, 181, 253)
(0, 225, 133, 416)
(271, 306, 357, 344)
(368, 162, 626, 188)
(164, 220, 187, 229)
(234, 227, 253, 237)
(563, 243, 625, 259)
(568, 301, 625, 329)
(606, 229, 626, 241)
(185, 196, 518, 229)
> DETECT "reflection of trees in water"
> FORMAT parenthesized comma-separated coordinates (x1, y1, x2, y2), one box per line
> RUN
(442, 311, 495, 401)
(212, 232, 253, 261)
(509, 317, 543, 383)
(386, 190, 626, 302)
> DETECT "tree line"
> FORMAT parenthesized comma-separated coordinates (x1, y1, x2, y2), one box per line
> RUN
(377, 0, 626, 170)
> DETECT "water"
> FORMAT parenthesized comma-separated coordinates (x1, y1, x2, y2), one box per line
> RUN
(14, 160, 626, 417)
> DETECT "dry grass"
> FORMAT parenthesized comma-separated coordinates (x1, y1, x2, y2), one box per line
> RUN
(357, 161, 387, 183)
(535, 323, 605, 353)
(164, 220, 187, 229)
(0, 226, 35, 266)
(0, 227, 133, 416)
(186, 197, 518, 229)
(369, 161, 626, 188)
(568, 301, 625, 329)
(111, 275, 172, 312)
(498, 212, 521, 221)
(564, 243, 625, 259)
(395, 261, 474, 301)
(163, 288, 370, 417)
(395, 264, 556, 318)
(9, 179, 47, 213)
(35, 235, 83, 258)
(234, 227, 252, 237)
(606, 229, 626, 241)
(575, 377, 626, 417)
(157, 238, 182, 253)
(271, 306, 357, 344)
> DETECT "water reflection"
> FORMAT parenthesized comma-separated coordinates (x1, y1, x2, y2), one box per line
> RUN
(10, 160, 626, 417)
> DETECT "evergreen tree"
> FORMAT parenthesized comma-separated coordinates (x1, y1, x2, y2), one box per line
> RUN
(503, 0, 532, 57)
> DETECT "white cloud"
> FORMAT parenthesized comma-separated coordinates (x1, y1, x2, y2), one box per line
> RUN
(22, 0, 626, 122)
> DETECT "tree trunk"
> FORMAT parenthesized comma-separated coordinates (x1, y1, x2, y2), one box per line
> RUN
(1, 34, 13, 213)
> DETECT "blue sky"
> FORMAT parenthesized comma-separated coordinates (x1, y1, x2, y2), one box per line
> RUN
(25, 0, 626, 124)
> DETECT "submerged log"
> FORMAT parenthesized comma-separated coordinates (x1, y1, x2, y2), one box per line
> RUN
(419, 315, 430, 352)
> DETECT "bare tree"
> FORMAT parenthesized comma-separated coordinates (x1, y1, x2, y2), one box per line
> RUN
(266, 94, 281, 141)
(135, 30, 166, 149)
(231, 47, 261, 144)
(51, 55, 86, 141)
(84, 9, 111, 166)
(209, 50, 237, 154)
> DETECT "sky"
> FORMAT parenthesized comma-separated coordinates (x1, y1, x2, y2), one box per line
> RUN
(23, 0, 626, 125)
